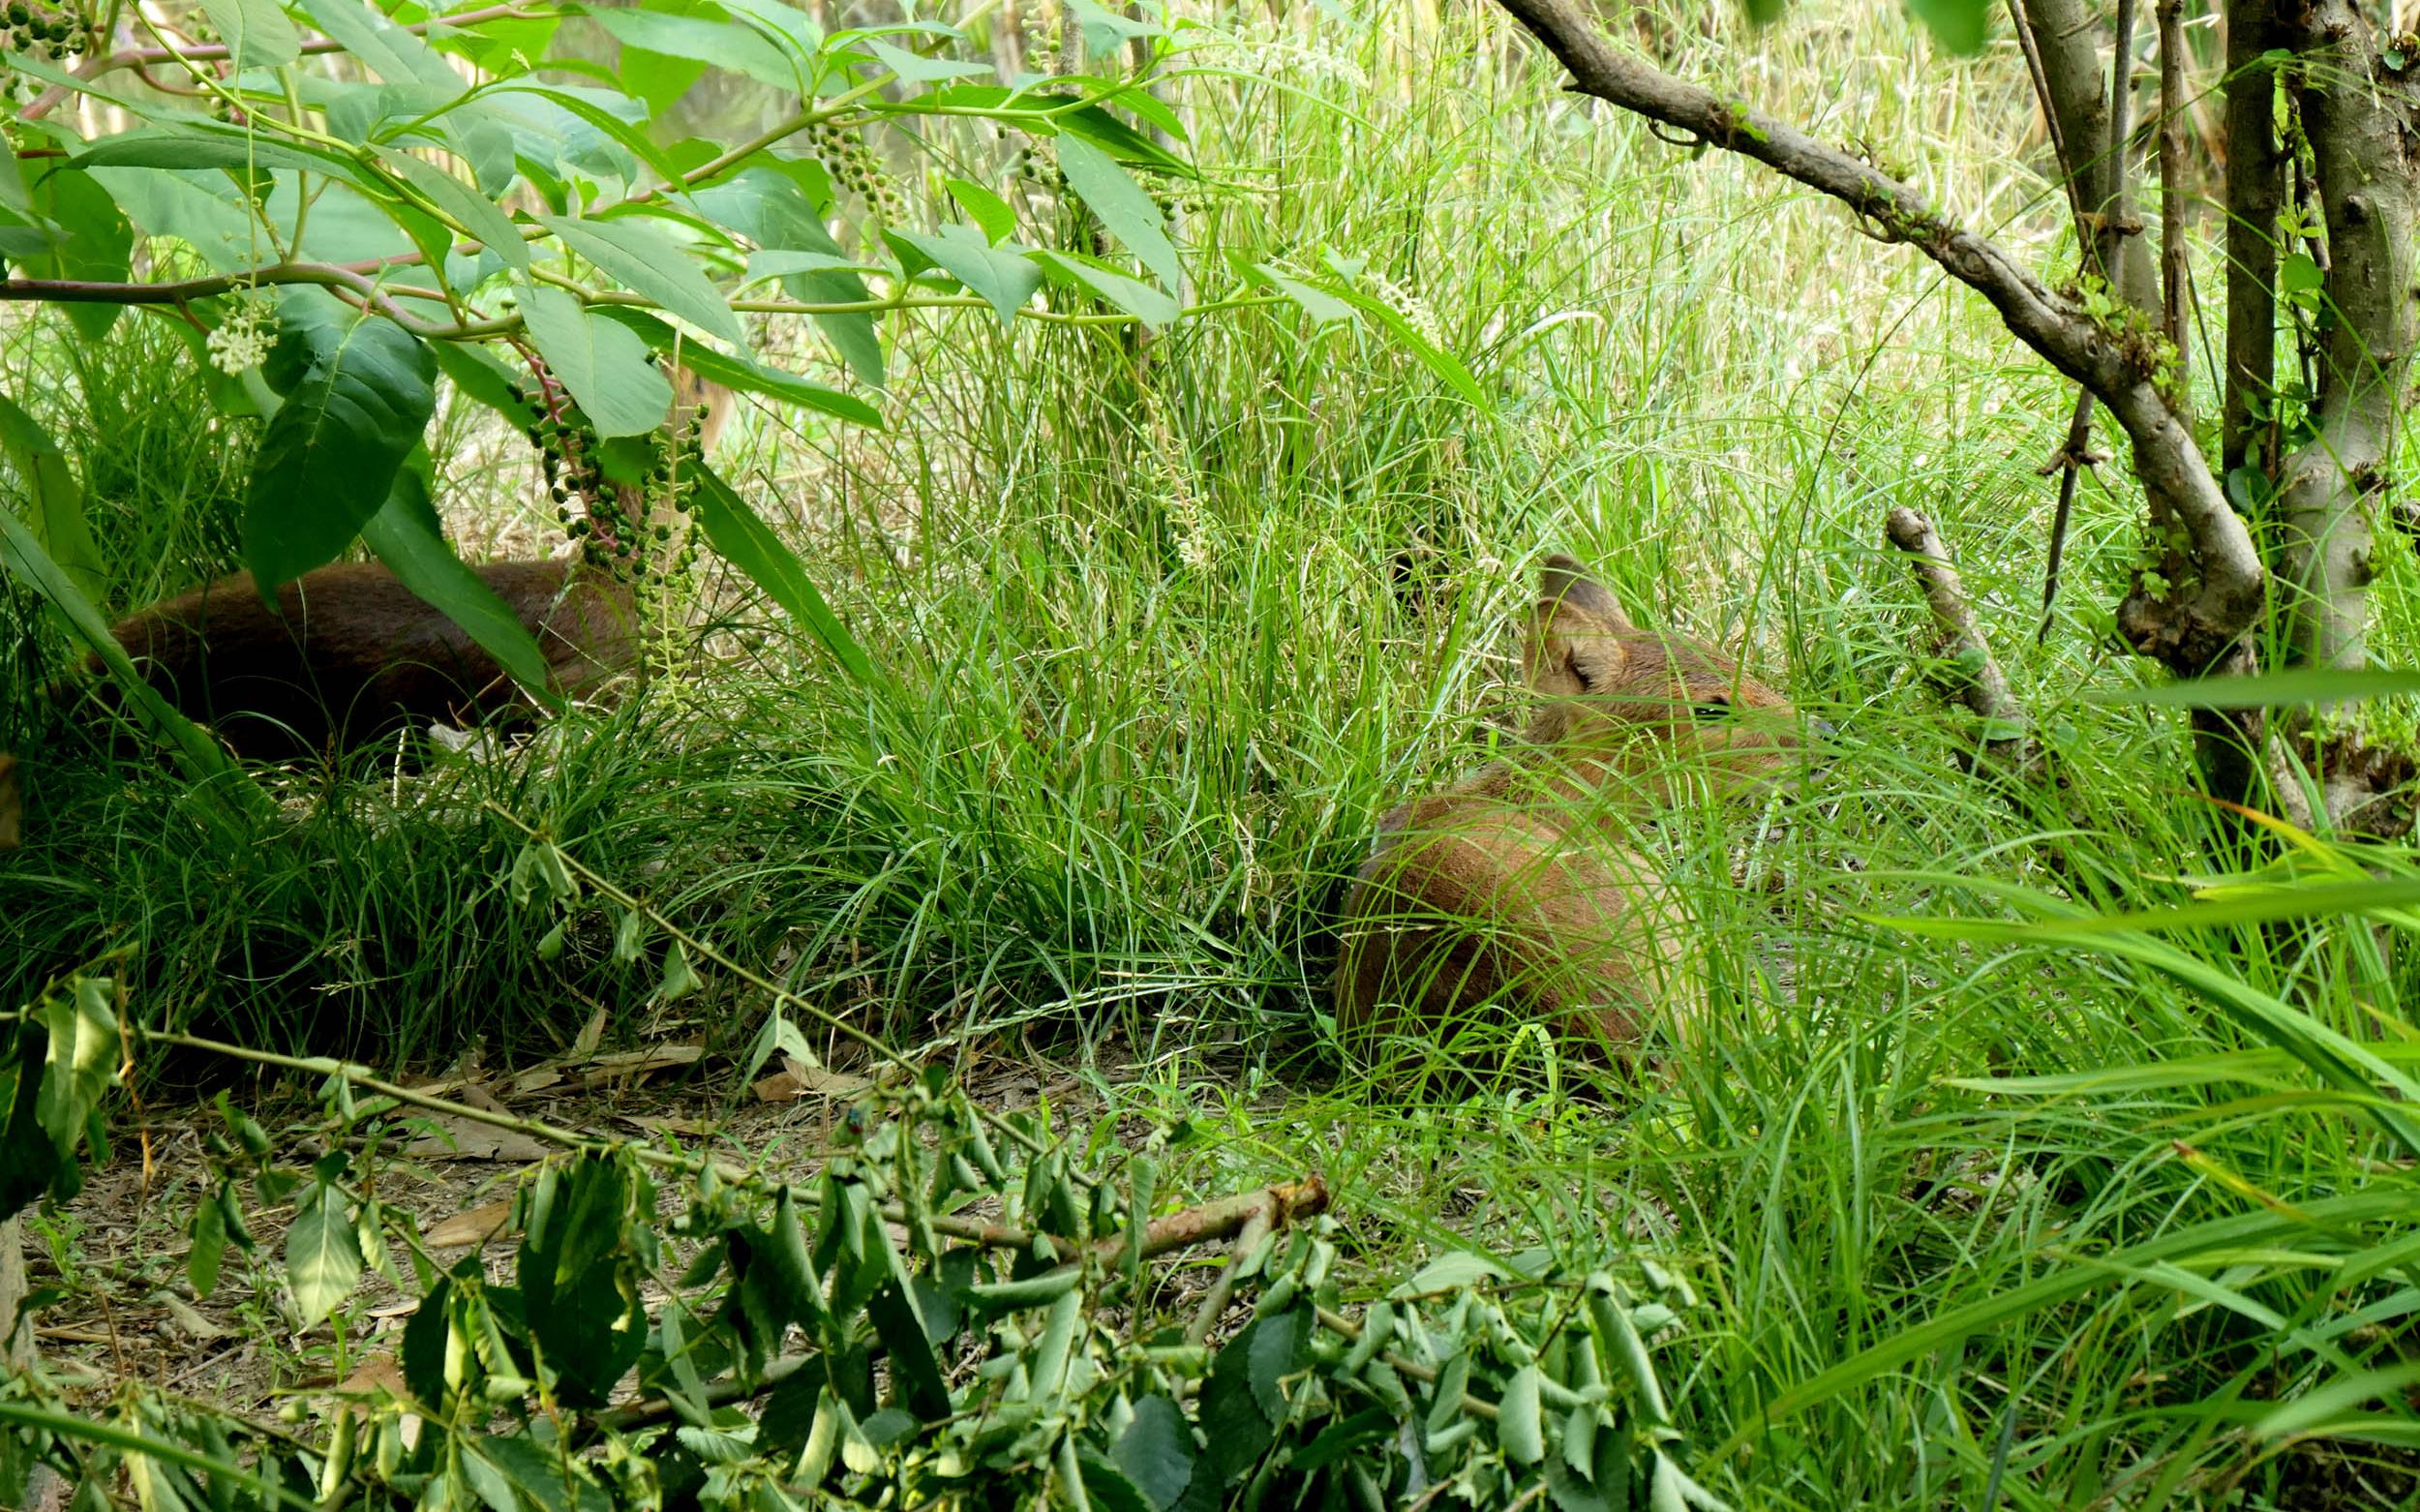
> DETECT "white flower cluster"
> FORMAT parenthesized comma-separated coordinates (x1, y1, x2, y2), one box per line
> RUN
(1217, 28, 1368, 91)
(1364, 267, 1442, 346)
(206, 296, 276, 376)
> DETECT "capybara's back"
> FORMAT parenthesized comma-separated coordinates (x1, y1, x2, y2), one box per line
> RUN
(1335, 555, 1809, 1060)
(87, 559, 636, 760)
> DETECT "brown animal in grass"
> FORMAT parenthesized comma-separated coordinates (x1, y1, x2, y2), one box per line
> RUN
(76, 559, 644, 761)
(0, 375, 738, 850)
(1334, 554, 1813, 1059)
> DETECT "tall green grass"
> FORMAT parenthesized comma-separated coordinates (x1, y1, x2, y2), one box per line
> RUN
(4, 1, 2416, 1500)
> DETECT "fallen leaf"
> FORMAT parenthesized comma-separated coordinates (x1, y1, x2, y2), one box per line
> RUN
(423, 1199, 514, 1250)
(404, 1116, 550, 1163)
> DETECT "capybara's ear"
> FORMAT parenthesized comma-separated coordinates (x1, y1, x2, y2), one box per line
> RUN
(0, 752, 20, 852)
(1536, 554, 1634, 634)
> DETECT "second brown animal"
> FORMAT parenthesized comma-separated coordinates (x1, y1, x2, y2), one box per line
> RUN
(1335, 554, 1814, 1061)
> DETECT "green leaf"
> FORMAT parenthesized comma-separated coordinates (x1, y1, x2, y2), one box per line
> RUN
(377, 149, 528, 270)
(2088, 667, 2420, 708)
(892, 225, 1039, 325)
(590, 308, 880, 427)
(34, 977, 116, 1154)
(244, 294, 439, 590)
(188, 1187, 228, 1298)
(198, 0, 300, 69)
(519, 1154, 649, 1407)
(1904, 0, 1989, 53)
(517, 283, 674, 438)
(427, 338, 529, 418)
(943, 177, 1015, 244)
(1113, 1394, 1196, 1511)
(536, 211, 744, 346)
(1065, 0, 1162, 52)
(1054, 135, 1182, 291)
(654, 940, 703, 1002)
(1254, 264, 1354, 326)
(695, 167, 883, 385)
(1035, 250, 1179, 329)
(358, 483, 562, 709)
(286, 1186, 366, 1330)
(0, 392, 103, 603)
(1398, 1250, 1512, 1296)
(1329, 279, 1492, 415)
(2282, 251, 2325, 296)
(687, 464, 877, 686)
(297, 0, 459, 87)
(24, 166, 131, 341)
(863, 36, 991, 84)
(1499, 1365, 1547, 1465)
(588, 7, 804, 90)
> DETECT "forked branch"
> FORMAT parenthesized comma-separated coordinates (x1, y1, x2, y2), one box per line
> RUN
(1490, 0, 2260, 677)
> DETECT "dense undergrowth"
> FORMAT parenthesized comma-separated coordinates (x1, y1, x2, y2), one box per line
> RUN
(5, 1, 2419, 1504)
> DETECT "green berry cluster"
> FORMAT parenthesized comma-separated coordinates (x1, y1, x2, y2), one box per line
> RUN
(526, 377, 704, 589)
(3, 0, 101, 59)
(1013, 146, 1067, 195)
(807, 117, 906, 223)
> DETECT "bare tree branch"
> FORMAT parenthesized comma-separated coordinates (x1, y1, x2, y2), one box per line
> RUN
(1886, 507, 2040, 775)
(1491, 0, 2259, 677)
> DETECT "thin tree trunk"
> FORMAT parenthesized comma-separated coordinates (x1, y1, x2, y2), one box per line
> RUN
(2276, 0, 2418, 726)
(2223, 0, 2284, 480)
(2156, 0, 2190, 362)
(2020, 0, 2160, 311)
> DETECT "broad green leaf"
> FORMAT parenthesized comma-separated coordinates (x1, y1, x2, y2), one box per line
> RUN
(1254, 265, 1353, 326)
(1905, 0, 1988, 51)
(358, 482, 562, 708)
(694, 168, 883, 384)
(198, 0, 300, 69)
(0, 392, 103, 602)
(72, 128, 364, 186)
(0, 500, 255, 799)
(34, 977, 117, 1153)
(25, 166, 131, 341)
(2090, 667, 2420, 708)
(188, 1188, 228, 1298)
(590, 308, 880, 427)
(943, 177, 1015, 244)
(1054, 135, 1181, 291)
(87, 166, 255, 272)
(589, 8, 803, 90)
(518, 283, 673, 438)
(286, 1187, 366, 1330)
(1399, 1250, 1512, 1295)
(427, 336, 530, 418)
(1036, 250, 1178, 329)
(378, 149, 528, 270)
(536, 211, 744, 346)
(244, 294, 439, 590)
(495, 85, 676, 196)
(863, 36, 990, 84)
(2282, 251, 2325, 296)
(892, 225, 1039, 325)
(1499, 1365, 1547, 1464)
(518, 1153, 648, 1407)
(1066, 0, 1162, 50)
(298, 0, 461, 87)
(1111, 1394, 1195, 1510)
(687, 465, 876, 686)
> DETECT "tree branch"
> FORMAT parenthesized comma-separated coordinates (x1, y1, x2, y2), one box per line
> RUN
(1490, 0, 2259, 675)
(2019, 0, 2158, 308)
(1886, 507, 2040, 776)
